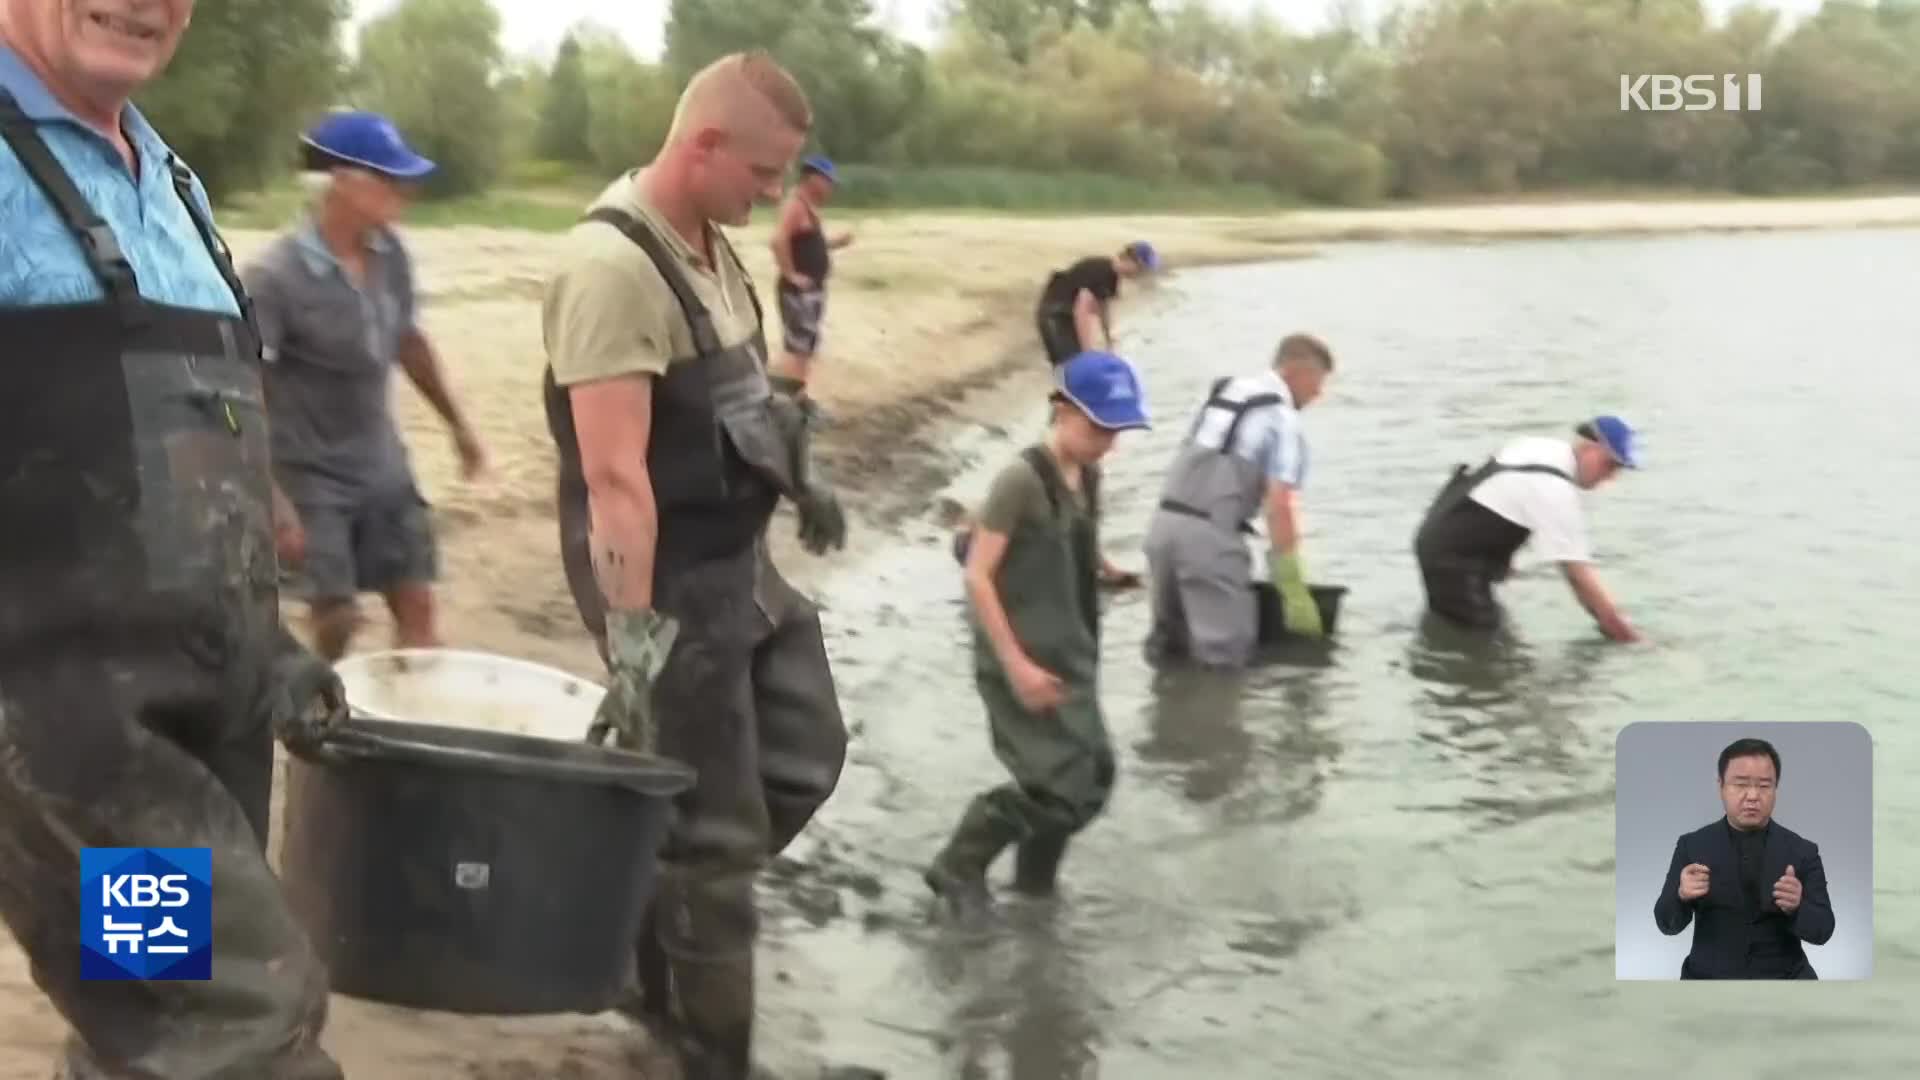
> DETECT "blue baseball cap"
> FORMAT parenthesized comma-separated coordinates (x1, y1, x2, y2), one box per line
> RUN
(1577, 415, 1639, 468)
(1059, 351, 1151, 431)
(800, 155, 838, 183)
(1125, 240, 1160, 271)
(301, 111, 436, 181)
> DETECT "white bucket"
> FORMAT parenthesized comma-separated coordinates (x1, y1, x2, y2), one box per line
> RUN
(332, 648, 607, 744)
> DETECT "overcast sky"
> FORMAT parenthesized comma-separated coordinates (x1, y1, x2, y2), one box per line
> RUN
(346, 0, 1829, 63)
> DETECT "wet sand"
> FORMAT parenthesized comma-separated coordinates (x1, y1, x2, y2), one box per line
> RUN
(4, 194, 1920, 1077)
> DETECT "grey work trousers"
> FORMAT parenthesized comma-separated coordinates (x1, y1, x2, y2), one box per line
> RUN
(1143, 512, 1258, 669)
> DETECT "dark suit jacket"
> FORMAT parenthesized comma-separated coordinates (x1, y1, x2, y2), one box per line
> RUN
(1653, 816, 1835, 979)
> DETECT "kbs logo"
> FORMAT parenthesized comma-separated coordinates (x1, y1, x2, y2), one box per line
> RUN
(80, 848, 212, 981)
(1620, 74, 1763, 112)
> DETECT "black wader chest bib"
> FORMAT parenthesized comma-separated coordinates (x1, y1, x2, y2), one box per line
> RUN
(543, 206, 796, 639)
(0, 90, 275, 664)
(1413, 457, 1574, 628)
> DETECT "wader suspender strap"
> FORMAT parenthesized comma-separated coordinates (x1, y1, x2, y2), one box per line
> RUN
(1493, 463, 1574, 484)
(164, 154, 260, 348)
(1162, 376, 1284, 528)
(583, 207, 765, 359)
(1021, 445, 1100, 525)
(1422, 458, 1576, 542)
(1020, 444, 1101, 635)
(1182, 375, 1285, 456)
(0, 89, 144, 324)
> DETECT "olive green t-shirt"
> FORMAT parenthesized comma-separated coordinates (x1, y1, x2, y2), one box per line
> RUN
(542, 172, 761, 386)
(977, 453, 1090, 538)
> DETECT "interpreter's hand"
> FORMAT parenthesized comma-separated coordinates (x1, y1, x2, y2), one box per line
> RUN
(1010, 656, 1067, 713)
(454, 425, 489, 482)
(1773, 865, 1802, 914)
(787, 272, 816, 291)
(266, 630, 348, 755)
(1677, 862, 1711, 902)
(1268, 550, 1326, 638)
(587, 609, 681, 752)
(834, 230, 855, 249)
(1098, 562, 1142, 590)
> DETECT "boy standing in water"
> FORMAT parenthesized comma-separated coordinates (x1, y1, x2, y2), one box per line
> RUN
(926, 351, 1153, 919)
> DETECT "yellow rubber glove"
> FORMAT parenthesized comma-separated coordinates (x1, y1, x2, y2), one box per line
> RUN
(1268, 550, 1326, 639)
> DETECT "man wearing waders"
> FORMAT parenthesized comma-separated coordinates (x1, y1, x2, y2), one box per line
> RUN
(768, 154, 851, 400)
(1034, 241, 1158, 368)
(540, 52, 868, 1080)
(0, 4, 345, 1077)
(1142, 333, 1335, 668)
(1412, 417, 1641, 642)
(926, 351, 1153, 919)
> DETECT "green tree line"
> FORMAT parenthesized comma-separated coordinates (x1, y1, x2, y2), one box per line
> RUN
(134, 0, 1920, 209)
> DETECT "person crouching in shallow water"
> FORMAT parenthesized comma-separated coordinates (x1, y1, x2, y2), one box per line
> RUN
(927, 351, 1152, 920)
(1412, 415, 1641, 642)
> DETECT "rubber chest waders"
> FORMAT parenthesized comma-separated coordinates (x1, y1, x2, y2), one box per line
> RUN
(1412, 457, 1574, 629)
(1143, 377, 1287, 666)
(541, 206, 848, 1080)
(0, 91, 340, 1079)
(933, 445, 1114, 903)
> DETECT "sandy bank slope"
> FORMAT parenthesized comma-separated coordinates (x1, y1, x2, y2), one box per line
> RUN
(1, 195, 1915, 1077)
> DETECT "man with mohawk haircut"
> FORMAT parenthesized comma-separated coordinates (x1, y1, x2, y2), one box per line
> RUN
(540, 50, 872, 1080)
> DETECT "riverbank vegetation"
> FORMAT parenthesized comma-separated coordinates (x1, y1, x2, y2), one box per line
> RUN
(141, 0, 1920, 222)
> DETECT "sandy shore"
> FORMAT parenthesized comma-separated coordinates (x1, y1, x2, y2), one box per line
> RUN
(3, 193, 1917, 1077)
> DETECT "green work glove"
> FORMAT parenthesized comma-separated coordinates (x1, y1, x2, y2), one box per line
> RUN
(794, 486, 848, 555)
(771, 388, 849, 555)
(587, 608, 681, 751)
(265, 623, 349, 754)
(1268, 550, 1326, 639)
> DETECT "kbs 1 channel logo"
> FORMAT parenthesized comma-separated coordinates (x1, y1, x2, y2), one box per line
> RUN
(80, 848, 213, 981)
(1620, 73, 1763, 112)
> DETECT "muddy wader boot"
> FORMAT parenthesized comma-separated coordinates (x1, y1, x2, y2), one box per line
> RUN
(0, 90, 343, 1080)
(545, 206, 851, 1079)
(1012, 830, 1072, 898)
(924, 798, 1023, 921)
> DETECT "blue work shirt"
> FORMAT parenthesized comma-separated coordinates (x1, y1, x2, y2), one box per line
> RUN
(1185, 370, 1310, 489)
(0, 43, 238, 315)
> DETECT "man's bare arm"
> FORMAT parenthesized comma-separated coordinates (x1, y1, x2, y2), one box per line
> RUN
(963, 526, 1032, 675)
(570, 375, 658, 611)
(397, 328, 473, 437)
(1562, 561, 1637, 642)
(770, 198, 804, 284)
(1264, 481, 1304, 556)
(1073, 288, 1106, 349)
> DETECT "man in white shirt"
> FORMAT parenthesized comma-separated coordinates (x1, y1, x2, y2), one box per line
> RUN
(1413, 416, 1640, 642)
(1143, 333, 1334, 667)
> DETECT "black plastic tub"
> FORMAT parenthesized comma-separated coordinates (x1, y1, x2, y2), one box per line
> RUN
(281, 716, 695, 1016)
(1252, 582, 1349, 642)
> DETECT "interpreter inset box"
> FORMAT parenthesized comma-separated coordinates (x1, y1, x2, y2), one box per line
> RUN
(1614, 721, 1872, 981)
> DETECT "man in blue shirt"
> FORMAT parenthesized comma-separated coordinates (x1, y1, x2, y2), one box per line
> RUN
(0, 5, 344, 1078)
(244, 110, 487, 662)
(1143, 333, 1336, 667)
